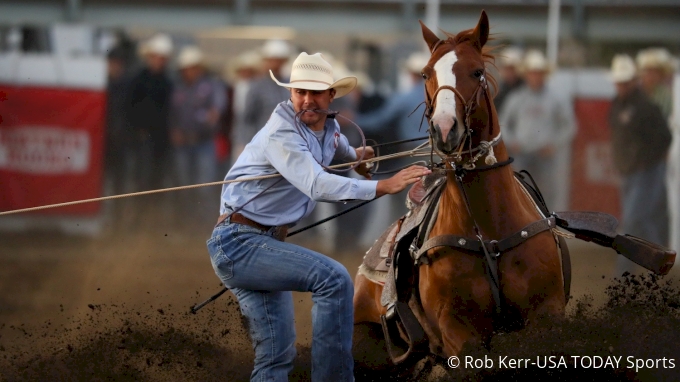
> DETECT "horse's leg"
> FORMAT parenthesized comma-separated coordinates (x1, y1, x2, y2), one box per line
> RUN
(501, 238, 567, 326)
(430, 295, 493, 357)
(419, 256, 494, 357)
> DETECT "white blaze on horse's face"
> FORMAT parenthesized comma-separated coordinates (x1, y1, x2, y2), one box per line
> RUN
(431, 51, 462, 146)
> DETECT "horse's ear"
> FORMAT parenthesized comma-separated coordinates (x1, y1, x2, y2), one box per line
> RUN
(472, 10, 490, 50)
(419, 20, 440, 53)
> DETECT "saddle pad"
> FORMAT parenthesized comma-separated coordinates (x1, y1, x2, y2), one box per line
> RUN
(357, 263, 387, 285)
(359, 172, 446, 287)
(362, 220, 400, 273)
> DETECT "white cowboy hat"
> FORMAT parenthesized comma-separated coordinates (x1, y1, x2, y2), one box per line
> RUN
(609, 54, 637, 83)
(234, 50, 262, 70)
(262, 39, 291, 59)
(521, 49, 552, 73)
(177, 46, 204, 69)
(499, 46, 523, 68)
(405, 51, 430, 73)
(636, 47, 675, 74)
(141, 33, 173, 57)
(269, 52, 357, 98)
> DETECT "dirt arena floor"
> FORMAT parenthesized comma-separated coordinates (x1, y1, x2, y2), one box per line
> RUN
(1, 199, 680, 381)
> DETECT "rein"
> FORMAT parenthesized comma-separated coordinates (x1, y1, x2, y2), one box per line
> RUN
(416, 42, 546, 313)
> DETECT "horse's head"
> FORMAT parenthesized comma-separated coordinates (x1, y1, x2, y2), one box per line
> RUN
(420, 10, 496, 158)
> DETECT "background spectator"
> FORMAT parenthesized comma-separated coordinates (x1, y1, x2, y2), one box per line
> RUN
(241, 39, 293, 149)
(104, 46, 132, 197)
(228, 50, 262, 164)
(355, 51, 429, 248)
(104, 46, 133, 230)
(499, 49, 576, 211)
(608, 54, 671, 276)
(637, 47, 675, 121)
(170, 45, 227, 226)
(125, 33, 174, 193)
(494, 46, 524, 111)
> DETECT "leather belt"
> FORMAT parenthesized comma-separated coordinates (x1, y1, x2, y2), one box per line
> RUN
(217, 212, 272, 231)
(216, 212, 288, 241)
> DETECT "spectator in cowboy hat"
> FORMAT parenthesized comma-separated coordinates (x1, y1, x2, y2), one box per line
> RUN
(169, 45, 226, 225)
(495, 46, 524, 111)
(499, 49, 576, 211)
(228, 50, 263, 163)
(353, 50, 430, 247)
(636, 47, 675, 120)
(607, 54, 671, 276)
(207, 51, 431, 381)
(241, 39, 294, 145)
(124, 33, 174, 227)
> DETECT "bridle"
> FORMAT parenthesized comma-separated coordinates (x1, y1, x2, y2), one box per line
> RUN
(423, 40, 505, 170)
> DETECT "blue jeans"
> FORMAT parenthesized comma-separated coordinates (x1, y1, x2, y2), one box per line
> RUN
(207, 220, 354, 382)
(174, 141, 218, 222)
(616, 161, 670, 276)
(174, 140, 217, 187)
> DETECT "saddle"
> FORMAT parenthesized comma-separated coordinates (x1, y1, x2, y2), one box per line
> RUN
(358, 169, 676, 365)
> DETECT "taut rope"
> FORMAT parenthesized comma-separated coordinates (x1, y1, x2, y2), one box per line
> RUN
(0, 145, 432, 216)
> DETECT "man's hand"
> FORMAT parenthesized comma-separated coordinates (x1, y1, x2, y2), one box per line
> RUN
(354, 146, 375, 179)
(376, 165, 431, 197)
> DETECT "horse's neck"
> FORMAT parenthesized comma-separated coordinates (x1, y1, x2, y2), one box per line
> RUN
(439, 140, 536, 238)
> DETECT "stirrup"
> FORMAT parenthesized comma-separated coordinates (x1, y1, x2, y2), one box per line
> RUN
(380, 301, 428, 365)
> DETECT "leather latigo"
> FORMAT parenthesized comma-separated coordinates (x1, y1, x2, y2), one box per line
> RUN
(554, 211, 676, 275)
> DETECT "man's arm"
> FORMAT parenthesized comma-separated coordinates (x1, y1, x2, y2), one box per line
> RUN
(264, 123, 429, 201)
(375, 165, 431, 197)
(264, 124, 377, 201)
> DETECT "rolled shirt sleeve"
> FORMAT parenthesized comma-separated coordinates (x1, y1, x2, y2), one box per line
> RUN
(222, 100, 378, 226)
(264, 124, 376, 202)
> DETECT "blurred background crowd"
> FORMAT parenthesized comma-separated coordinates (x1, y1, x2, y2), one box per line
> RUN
(0, 1, 679, 273)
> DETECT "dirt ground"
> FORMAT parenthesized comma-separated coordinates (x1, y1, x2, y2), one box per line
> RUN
(1, 200, 680, 381)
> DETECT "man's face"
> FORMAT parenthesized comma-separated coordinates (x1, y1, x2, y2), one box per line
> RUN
(290, 88, 335, 128)
(525, 70, 546, 91)
(615, 79, 636, 98)
(264, 58, 287, 73)
(639, 68, 665, 92)
(180, 65, 203, 84)
(500, 65, 519, 84)
(146, 53, 168, 73)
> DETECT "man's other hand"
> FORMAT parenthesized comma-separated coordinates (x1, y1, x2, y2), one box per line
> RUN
(376, 166, 431, 197)
(354, 146, 375, 179)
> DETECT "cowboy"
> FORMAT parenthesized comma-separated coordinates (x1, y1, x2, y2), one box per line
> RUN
(123, 33, 174, 228)
(170, 45, 227, 225)
(636, 47, 675, 121)
(207, 52, 431, 381)
(608, 54, 671, 276)
(241, 39, 294, 146)
(354, 51, 430, 248)
(499, 49, 576, 211)
(494, 46, 524, 111)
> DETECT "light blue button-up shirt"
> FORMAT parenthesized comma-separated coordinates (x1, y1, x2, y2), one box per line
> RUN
(220, 100, 378, 227)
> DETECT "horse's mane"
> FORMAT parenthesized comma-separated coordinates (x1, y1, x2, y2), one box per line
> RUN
(442, 28, 500, 99)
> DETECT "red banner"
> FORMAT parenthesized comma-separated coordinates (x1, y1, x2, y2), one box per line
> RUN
(0, 85, 106, 216)
(570, 98, 620, 219)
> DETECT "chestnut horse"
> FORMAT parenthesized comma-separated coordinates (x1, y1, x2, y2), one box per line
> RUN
(353, 10, 566, 375)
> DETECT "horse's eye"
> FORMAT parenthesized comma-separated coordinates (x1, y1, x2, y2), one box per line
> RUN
(421, 72, 427, 80)
(473, 69, 484, 78)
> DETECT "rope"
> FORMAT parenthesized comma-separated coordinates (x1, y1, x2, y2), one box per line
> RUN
(0, 145, 432, 216)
